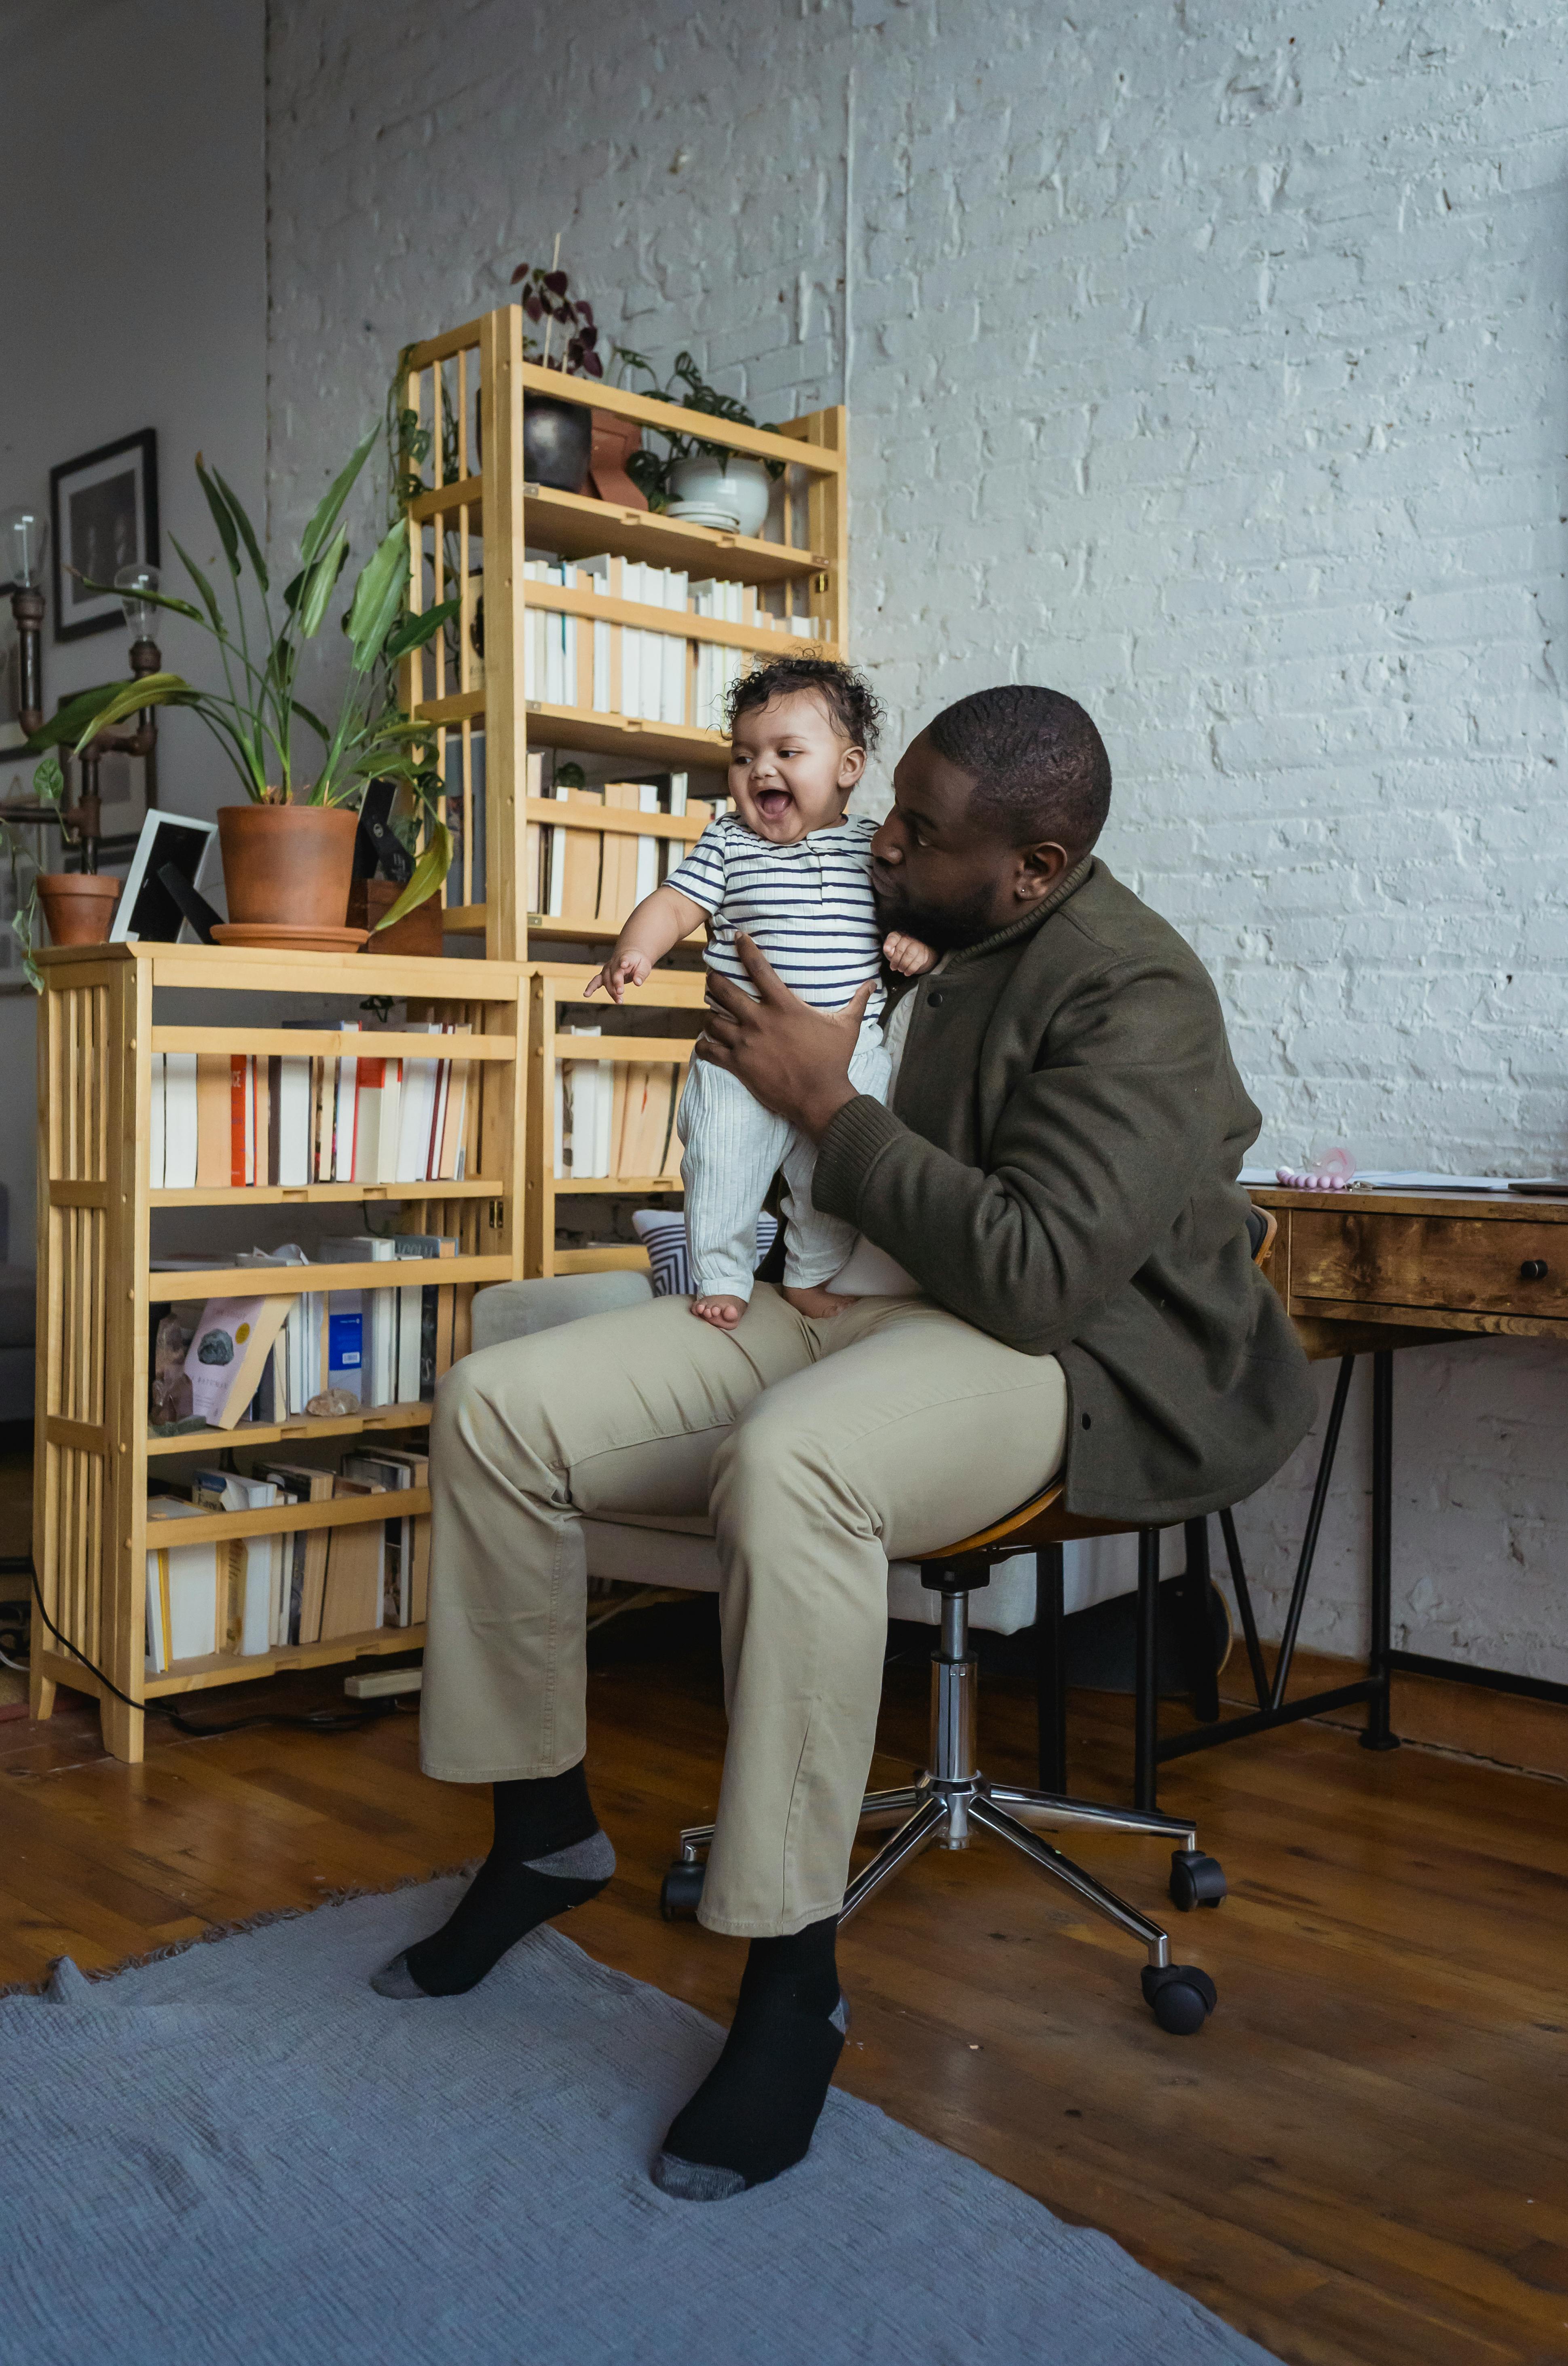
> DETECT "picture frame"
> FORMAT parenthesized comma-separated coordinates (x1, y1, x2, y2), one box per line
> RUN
(110, 810, 218, 943)
(50, 429, 160, 643)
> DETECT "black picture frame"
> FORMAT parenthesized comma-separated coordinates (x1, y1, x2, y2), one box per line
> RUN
(49, 429, 160, 644)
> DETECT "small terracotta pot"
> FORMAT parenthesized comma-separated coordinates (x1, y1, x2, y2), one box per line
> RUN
(588, 411, 648, 510)
(349, 875, 445, 959)
(217, 802, 359, 931)
(37, 874, 121, 947)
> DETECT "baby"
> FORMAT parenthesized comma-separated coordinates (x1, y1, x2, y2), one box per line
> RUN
(587, 657, 932, 1328)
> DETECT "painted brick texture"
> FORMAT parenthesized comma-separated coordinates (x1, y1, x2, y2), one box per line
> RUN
(268, 0, 1568, 1681)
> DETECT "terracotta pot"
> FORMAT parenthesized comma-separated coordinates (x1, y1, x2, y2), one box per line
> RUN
(588, 410, 648, 510)
(218, 802, 359, 931)
(37, 874, 121, 947)
(349, 875, 445, 959)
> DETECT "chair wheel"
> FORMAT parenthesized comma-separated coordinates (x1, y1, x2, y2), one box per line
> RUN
(660, 1860, 706, 1921)
(1141, 1962, 1216, 2035)
(1169, 1848, 1227, 1911)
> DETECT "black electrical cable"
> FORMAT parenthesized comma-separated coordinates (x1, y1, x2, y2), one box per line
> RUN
(27, 1563, 413, 1738)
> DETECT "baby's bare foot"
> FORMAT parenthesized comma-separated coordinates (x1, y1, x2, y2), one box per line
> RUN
(782, 1282, 856, 1318)
(691, 1295, 746, 1329)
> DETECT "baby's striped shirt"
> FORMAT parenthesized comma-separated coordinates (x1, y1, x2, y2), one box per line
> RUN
(665, 814, 885, 1016)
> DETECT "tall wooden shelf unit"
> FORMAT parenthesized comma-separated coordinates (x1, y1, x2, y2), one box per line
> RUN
(399, 302, 847, 1275)
(31, 305, 846, 1758)
(31, 942, 525, 1762)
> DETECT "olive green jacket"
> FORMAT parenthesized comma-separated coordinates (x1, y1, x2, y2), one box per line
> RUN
(813, 857, 1315, 1524)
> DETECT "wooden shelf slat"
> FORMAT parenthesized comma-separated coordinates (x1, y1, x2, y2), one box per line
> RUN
(550, 1176, 682, 1195)
(145, 1488, 431, 1548)
(142, 1621, 426, 1695)
(147, 1254, 511, 1303)
(550, 1037, 696, 1065)
(150, 1179, 500, 1208)
(522, 574, 834, 656)
(416, 692, 729, 772)
(147, 1403, 433, 1458)
(150, 1027, 514, 1060)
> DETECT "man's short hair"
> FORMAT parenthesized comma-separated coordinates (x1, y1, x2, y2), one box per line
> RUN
(927, 685, 1112, 852)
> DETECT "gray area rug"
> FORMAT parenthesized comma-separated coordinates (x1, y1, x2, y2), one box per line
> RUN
(0, 1879, 1274, 2366)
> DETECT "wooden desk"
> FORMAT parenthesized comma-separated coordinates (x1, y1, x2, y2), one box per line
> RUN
(1172, 1186, 1568, 1778)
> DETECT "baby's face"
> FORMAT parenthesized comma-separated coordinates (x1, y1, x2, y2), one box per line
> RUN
(727, 691, 865, 844)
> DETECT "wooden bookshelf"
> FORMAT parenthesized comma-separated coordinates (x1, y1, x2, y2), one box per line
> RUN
(30, 940, 526, 1763)
(398, 304, 847, 961)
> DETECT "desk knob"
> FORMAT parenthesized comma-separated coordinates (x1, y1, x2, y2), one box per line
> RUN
(1521, 1259, 1549, 1281)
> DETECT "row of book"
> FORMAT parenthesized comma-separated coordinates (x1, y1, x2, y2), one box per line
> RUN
(519, 555, 821, 730)
(530, 772, 726, 930)
(144, 1445, 429, 1671)
(554, 1041, 685, 1182)
(149, 1027, 472, 1191)
(153, 1238, 463, 1431)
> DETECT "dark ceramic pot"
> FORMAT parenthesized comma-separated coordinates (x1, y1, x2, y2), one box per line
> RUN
(522, 396, 593, 493)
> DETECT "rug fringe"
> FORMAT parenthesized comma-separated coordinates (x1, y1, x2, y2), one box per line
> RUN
(0, 1861, 482, 2000)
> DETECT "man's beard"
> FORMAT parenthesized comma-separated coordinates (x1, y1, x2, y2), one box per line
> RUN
(873, 875, 1000, 952)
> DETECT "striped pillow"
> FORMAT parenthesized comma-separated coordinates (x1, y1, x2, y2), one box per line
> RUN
(631, 1209, 779, 1299)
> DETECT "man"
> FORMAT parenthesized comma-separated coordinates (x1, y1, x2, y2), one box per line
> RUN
(374, 684, 1315, 2203)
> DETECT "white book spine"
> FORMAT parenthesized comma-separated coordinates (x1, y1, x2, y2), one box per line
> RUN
(636, 783, 661, 900)
(554, 1064, 566, 1178)
(150, 1053, 166, 1190)
(163, 1052, 198, 1189)
(279, 1056, 311, 1187)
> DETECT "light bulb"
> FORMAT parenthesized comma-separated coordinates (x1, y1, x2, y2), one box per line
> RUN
(116, 561, 161, 642)
(2, 505, 48, 592)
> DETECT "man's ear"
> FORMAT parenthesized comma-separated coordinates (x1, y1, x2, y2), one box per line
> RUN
(1014, 840, 1071, 904)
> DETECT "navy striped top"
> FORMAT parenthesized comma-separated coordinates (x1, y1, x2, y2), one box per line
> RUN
(666, 815, 886, 1016)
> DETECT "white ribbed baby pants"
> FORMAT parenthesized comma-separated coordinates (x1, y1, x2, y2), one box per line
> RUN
(677, 1017, 892, 1301)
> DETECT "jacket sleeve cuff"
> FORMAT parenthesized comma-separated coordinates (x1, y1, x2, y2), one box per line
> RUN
(811, 1093, 904, 1219)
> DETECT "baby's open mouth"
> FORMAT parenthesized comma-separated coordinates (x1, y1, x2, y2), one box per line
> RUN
(753, 788, 794, 822)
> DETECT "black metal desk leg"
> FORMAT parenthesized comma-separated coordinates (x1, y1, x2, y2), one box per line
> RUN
(1181, 1516, 1220, 1723)
(1134, 1529, 1161, 1811)
(1035, 1543, 1067, 1792)
(1361, 1348, 1400, 1753)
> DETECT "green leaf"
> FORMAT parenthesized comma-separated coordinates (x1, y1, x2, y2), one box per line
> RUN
(73, 574, 206, 625)
(32, 754, 66, 807)
(211, 466, 268, 593)
(300, 426, 377, 566)
(347, 521, 410, 673)
(195, 456, 239, 576)
(297, 528, 349, 639)
(25, 683, 136, 751)
(371, 823, 452, 931)
(67, 673, 200, 749)
(292, 701, 332, 742)
(385, 595, 461, 662)
(171, 534, 226, 635)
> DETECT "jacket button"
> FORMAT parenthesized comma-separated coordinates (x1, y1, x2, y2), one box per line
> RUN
(1081, 1412, 1091, 1430)
(928, 990, 944, 1006)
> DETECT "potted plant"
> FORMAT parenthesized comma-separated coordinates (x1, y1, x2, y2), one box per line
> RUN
(0, 755, 118, 975)
(29, 434, 457, 946)
(616, 351, 785, 533)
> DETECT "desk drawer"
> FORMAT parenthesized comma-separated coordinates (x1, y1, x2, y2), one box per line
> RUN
(1290, 1212, 1568, 1319)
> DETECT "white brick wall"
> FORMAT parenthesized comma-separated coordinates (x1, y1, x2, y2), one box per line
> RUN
(268, 0, 1568, 1681)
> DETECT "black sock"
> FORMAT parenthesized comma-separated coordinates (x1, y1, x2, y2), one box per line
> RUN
(653, 1915, 845, 2201)
(372, 1765, 614, 1999)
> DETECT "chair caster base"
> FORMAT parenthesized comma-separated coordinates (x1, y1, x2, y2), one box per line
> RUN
(660, 1860, 706, 1921)
(1141, 1961, 1216, 2034)
(1169, 1848, 1227, 1911)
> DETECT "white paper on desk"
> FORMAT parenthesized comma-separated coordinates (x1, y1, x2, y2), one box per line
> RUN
(1239, 1166, 1557, 1192)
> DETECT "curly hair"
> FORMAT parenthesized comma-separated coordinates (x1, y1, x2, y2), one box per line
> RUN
(724, 655, 884, 751)
(926, 685, 1111, 853)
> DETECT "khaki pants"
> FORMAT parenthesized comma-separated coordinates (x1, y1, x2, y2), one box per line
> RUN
(421, 1285, 1068, 1936)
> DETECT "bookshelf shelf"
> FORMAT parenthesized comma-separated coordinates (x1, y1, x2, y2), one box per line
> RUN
(410, 480, 830, 584)
(31, 940, 526, 1763)
(146, 1401, 433, 1458)
(149, 1178, 504, 1208)
(142, 1620, 424, 1697)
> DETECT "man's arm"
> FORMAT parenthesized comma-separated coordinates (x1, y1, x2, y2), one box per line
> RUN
(812, 953, 1236, 1356)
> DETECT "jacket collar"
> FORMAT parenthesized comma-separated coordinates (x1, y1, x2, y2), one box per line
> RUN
(944, 853, 1096, 971)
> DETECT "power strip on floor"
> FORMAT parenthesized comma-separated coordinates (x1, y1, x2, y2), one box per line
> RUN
(344, 1667, 424, 1700)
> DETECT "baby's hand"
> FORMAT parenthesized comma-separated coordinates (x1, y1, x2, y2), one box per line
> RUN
(883, 931, 938, 978)
(584, 947, 651, 1001)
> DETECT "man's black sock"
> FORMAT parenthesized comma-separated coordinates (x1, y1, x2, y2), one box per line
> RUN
(652, 1915, 845, 2201)
(371, 1765, 613, 1999)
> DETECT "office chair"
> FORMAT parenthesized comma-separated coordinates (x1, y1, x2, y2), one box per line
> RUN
(661, 1206, 1280, 2039)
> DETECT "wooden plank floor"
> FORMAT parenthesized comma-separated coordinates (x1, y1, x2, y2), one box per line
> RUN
(4, 1615, 1567, 2366)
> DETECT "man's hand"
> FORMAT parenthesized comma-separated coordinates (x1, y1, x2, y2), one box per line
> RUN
(697, 936, 872, 1140)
